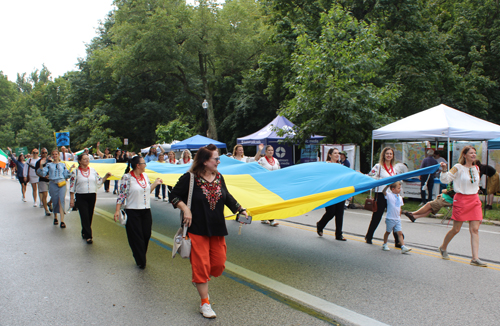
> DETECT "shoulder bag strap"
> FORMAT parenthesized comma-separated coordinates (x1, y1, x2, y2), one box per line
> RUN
(182, 173, 195, 235)
(187, 172, 194, 209)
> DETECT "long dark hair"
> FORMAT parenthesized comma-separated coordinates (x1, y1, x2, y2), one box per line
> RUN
(326, 148, 339, 163)
(125, 156, 142, 174)
(189, 145, 217, 176)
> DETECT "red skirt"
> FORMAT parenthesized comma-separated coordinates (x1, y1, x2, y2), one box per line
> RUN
(452, 193, 483, 221)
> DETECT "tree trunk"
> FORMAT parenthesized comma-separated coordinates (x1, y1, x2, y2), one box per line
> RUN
(199, 52, 218, 140)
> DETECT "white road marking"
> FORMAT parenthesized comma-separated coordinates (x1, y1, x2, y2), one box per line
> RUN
(94, 207, 389, 326)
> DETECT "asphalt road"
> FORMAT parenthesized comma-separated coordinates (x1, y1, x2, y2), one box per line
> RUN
(1, 175, 499, 326)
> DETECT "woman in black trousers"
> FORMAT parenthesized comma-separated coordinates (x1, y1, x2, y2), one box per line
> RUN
(69, 154, 111, 244)
(316, 148, 346, 241)
(113, 156, 162, 268)
(365, 147, 402, 246)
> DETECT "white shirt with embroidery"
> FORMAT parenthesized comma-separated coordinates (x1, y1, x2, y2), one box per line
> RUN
(116, 173, 152, 209)
(69, 168, 104, 194)
(440, 164, 480, 195)
(258, 157, 281, 171)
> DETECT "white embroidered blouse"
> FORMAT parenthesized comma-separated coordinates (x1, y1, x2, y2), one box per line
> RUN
(69, 168, 104, 194)
(440, 164, 480, 195)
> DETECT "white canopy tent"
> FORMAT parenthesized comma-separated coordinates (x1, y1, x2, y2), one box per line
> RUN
(371, 104, 500, 167)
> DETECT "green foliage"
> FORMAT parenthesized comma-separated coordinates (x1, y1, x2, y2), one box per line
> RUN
(15, 107, 54, 149)
(3, 0, 500, 168)
(281, 5, 399, 144)
(155, 119, 193, 143)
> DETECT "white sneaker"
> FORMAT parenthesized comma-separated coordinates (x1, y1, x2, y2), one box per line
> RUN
(155, 196, 159, 201)
(23, 197, 27, 202)
(200, 303, 216, 318)
(269, 220, 279, 226)
(33, 203, 38, 207)
(401, 245, 412, 254)
(382, 243, 390, 251)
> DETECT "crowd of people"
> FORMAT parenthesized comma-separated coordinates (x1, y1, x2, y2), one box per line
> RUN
(2, 142, 494, 319)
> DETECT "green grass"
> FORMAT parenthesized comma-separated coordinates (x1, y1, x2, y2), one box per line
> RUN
(351, 192, 500, 222)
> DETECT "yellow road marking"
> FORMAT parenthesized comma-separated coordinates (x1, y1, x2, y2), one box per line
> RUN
(279, 221, 500, 271)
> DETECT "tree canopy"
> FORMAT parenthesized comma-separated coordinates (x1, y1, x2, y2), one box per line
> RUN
(2, 0, 500, 168)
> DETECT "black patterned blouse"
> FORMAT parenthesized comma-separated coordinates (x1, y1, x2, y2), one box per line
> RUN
(170, 172, 242, 237)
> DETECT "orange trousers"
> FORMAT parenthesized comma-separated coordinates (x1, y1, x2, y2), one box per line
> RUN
(189, 233, 227, 283)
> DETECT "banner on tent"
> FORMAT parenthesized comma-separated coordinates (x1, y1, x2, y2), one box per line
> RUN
(268, 140, 294, 167)
(300, 145, 319, 163)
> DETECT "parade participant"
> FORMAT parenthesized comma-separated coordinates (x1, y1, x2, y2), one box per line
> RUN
(340, 151, 350, 168)
(155, 153, 167, 201)
(113, 149, 128, 194)
(26, 148, 41, 207)
(404, 183, 454, 221)
(70, 154, 112, 244)
(96, 142, 114, 192)
(167, 151, 177, 164)
(232, 144, 260, 163)
(144, 144, 165, 163)
(316, 148, 347, 241)
(38, 149, 75, 228)
(113, 156, 162, 268)
(438, 146, 486, 267)
(419, 149, 438, 205)
(59, 146, 74, 161)
(475, 160, 500, 210)
(381, 182, 412, 253)
(365, 147, 403, 246)
(170, 144, 248, 319)
(177, 149, 193, 165)
(9, 156, 16, 179)
(257, 144, 280, 226)
(35, 148, 52, 216)
(7, 147, 28, 202)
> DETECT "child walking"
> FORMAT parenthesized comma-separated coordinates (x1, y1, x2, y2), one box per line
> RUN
(382, 182, 412, 254)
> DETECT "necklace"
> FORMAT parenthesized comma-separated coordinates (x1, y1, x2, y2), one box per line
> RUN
(183, 158, 190, 164)
(79, 167, 90, 178)
(383, 162, 394, 176)
(265, 156, 275, 166)
(131, 171, 147, 188)
(169, 159, 176, 164)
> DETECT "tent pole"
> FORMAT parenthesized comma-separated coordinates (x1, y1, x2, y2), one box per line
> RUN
(484, 141, 489, 217)
(370, 138, 374, 197)
(447, 138, 450, 170)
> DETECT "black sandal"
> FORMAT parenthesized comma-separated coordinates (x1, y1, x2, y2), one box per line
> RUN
(60, 222, 66, 228)
(86, 238, 93, 244)
(53, 219, 58, 225)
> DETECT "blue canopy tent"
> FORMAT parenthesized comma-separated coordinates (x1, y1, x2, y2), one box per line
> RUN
(170, 135, 227, 150)
(237, 116, 325, 167)
(488, 137, 500, 150)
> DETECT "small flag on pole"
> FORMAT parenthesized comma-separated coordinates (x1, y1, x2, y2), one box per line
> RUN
(0, 149, 8, 169)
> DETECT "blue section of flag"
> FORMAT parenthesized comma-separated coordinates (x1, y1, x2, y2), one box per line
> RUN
(55, 132, 70, 146)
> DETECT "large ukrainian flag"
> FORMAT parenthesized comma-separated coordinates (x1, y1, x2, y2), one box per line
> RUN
(80, 156, 439, 221)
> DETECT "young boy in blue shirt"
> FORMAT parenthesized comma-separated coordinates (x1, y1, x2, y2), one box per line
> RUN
(382, 181, 412, 254)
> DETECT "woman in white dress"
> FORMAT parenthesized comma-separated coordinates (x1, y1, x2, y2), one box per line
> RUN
(257, 144, 280, 226)
(26, 148, 40, 207)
